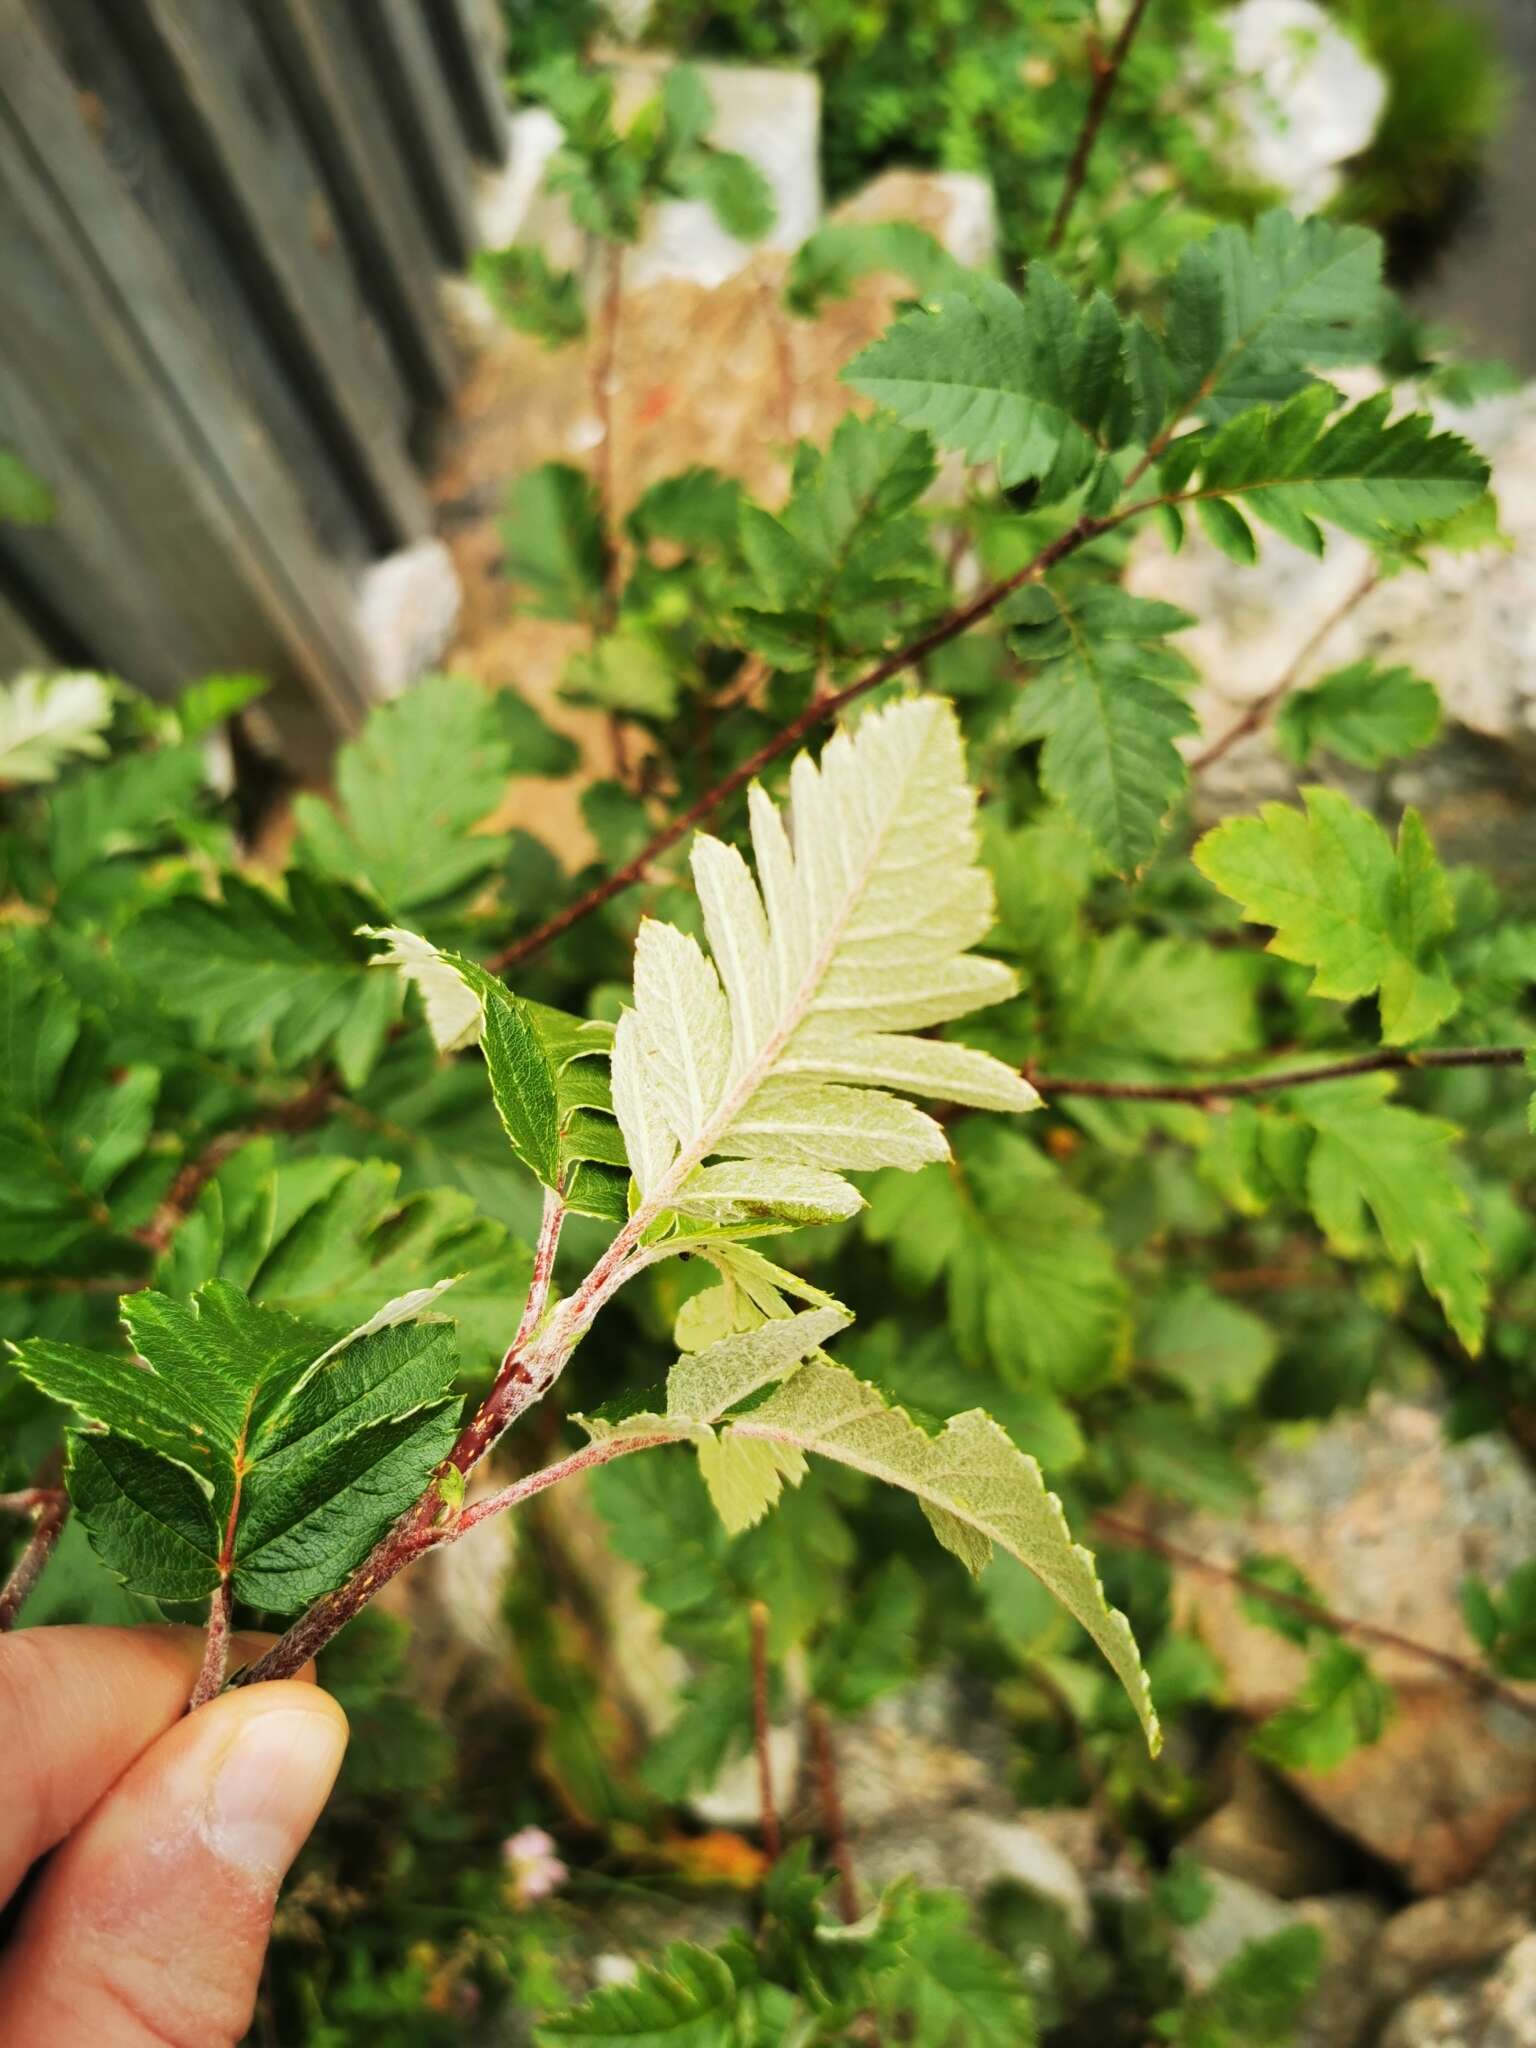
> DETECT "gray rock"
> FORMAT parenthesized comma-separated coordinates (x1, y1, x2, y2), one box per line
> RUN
(1140, 1395, 1536, 1890)
(1383, 1932, 1536, 2047)
(1374, 1819, 1536, 2004)
(1294, 1894, 1389, 2048)
(1127, 382, 1536, 791)
(355, 539, 462, 701)
(1219, 0, 1387, 213)
(1175, 1870, 1298, 1991)
(856, 1810, 1091, 1935)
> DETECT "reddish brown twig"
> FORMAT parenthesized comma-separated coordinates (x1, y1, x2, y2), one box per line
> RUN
(1191, 565, 1381, 773)
(806, 1699, 859, 1923)
(0, 1454, 68, 1632)
(750, 1600, 781, 1860)
(189, 1581, 234, 1711)
(1047, 0, 1156, 251)
(1093, 1510, 1536, 1724)
(1030, 1044, 1525, 1104)
(485, 502, 1143, 974)
(135, 1077, 338, 1257)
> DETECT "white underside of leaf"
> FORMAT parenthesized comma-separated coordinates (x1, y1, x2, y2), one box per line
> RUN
(362, 926, 483, 1051)
(612, 700, 1037, 1220)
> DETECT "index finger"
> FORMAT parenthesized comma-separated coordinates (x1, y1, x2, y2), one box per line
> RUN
(0, 1625, 305, 1904)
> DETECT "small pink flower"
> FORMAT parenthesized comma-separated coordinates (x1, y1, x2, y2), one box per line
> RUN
(503, 1825, 568, 1906)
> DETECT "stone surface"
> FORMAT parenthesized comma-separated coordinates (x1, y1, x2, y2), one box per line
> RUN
(355, 538, 462, 700)
(1186, 1744, 1347, 1899)
(1221, 0, 1387, 213)
(1383, 1932, 1536, 2047)
(1175, 1870, 1298, 1990)
(1144, 1396, 1536, 1890)
(832, 166, 998, 271)
(856, 1810, 1091, 1933)
(1294, 1893, 1389, 2048)
(1374, 1818, 1536, 2004)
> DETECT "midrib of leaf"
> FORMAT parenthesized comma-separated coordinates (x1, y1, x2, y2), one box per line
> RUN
(641, 744, 927, 1222)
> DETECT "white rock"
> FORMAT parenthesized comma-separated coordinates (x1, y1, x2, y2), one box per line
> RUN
(1175, 1870, 1298, 1990)
(1221, 0, 1388, 213)
(833, 167, 998, 270)
(613, 57, 821, 290)
(690, 1724, 802, 1833)
(856, 1811, 1091, 1935)
(355, 539, 462, 702)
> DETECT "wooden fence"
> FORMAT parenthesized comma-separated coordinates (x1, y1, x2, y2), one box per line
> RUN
(0, 0, 508, 765)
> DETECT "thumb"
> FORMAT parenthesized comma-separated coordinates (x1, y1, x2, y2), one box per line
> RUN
(0, 1679, 347, 2047)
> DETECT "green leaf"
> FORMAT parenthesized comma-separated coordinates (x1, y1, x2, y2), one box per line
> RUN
(131, 873, 399, 1089)
(1275, 660, 1441, 769)
(865, 1124, 1125, 1393)
(0, 946, 158, 1276)
(1156, 1924, 1324, 2048)
(873, 1891, 1036, 2047)
(535, 1942, 740, 2045)
(1237, 1553, 1325, 1647)
(502, 462, 607, 622)
(1194, 787, 1459, 1044)
(1250, 1640, 1394, 1773)
(0, 448, 57, 526)
(1297, 1080, 1489, 1352)
(610, 698, 1037, 1237)
(293, 675, 520, 916)
(1143, 1286, 1277, 1411)
(809, 1555, 924, 1715)
(1011, 583, 1197, 872)
(1178, 387, 1490, 550)
(736, 414, 942, 670)
(786, 220, 971, 317)
(0, 672, 113, 786)
(845, 267, 1126, 491)
(472, 244, 586, 346)
(14, 1282, 461, 1610)
(1163, 209, 1383, 420)
(563, 628, 683, 719)
(158, 1146, 534, 1374)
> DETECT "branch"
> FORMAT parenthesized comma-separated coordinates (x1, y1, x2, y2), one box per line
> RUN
(1093, 1510, 1536, 1726)
(485, 503, 1139, 975)
(0, 1455, 68, 1633)
(1047, 0, 1156, 251)
(231, 1429, 676, 1687)
(189, 1582, 233, 1711)
(1191, 564, 1381, 773)
(135, 1076, 338, 1257)
(806, 1698, 860, 1923)
(1031, 1044, 1526, 1104)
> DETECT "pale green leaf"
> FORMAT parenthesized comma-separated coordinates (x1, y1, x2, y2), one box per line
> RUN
(726, 1360, 1158, 1748)
(0, 672, 114, 786)
(1195, 787, 1459, 1044)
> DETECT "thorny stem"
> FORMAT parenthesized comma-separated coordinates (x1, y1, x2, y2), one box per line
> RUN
(1047, 0, 1156, 251)
(0, 1453, 68, 1633)
(1190, 564, 1382, 773)
(806, 1698, 859, 1923)
(0, 1488, 65, 1516)
(750, 1600, 782, 1860)
(1029, 1044, 1527, 1104)
(485, 504, 1136, 975)
(189, 1581, 234, 1711)
(1094, 1511, 1536, 1725)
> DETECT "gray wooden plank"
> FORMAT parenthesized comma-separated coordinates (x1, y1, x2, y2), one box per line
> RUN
(424, 0, 508, 163)
(0, 571, 66, 676)
(258, 0, 458, 407)
(0, 0, 373, 761)
(36, 0, 373, 576)
(362, 0, 479, 266)
(112, 0, 431, 547)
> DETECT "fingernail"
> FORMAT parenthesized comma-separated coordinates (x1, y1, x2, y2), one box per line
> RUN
(205, 1706, 347, 1878)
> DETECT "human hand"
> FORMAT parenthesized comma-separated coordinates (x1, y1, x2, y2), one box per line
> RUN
(0, 1625, 348, 2045)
